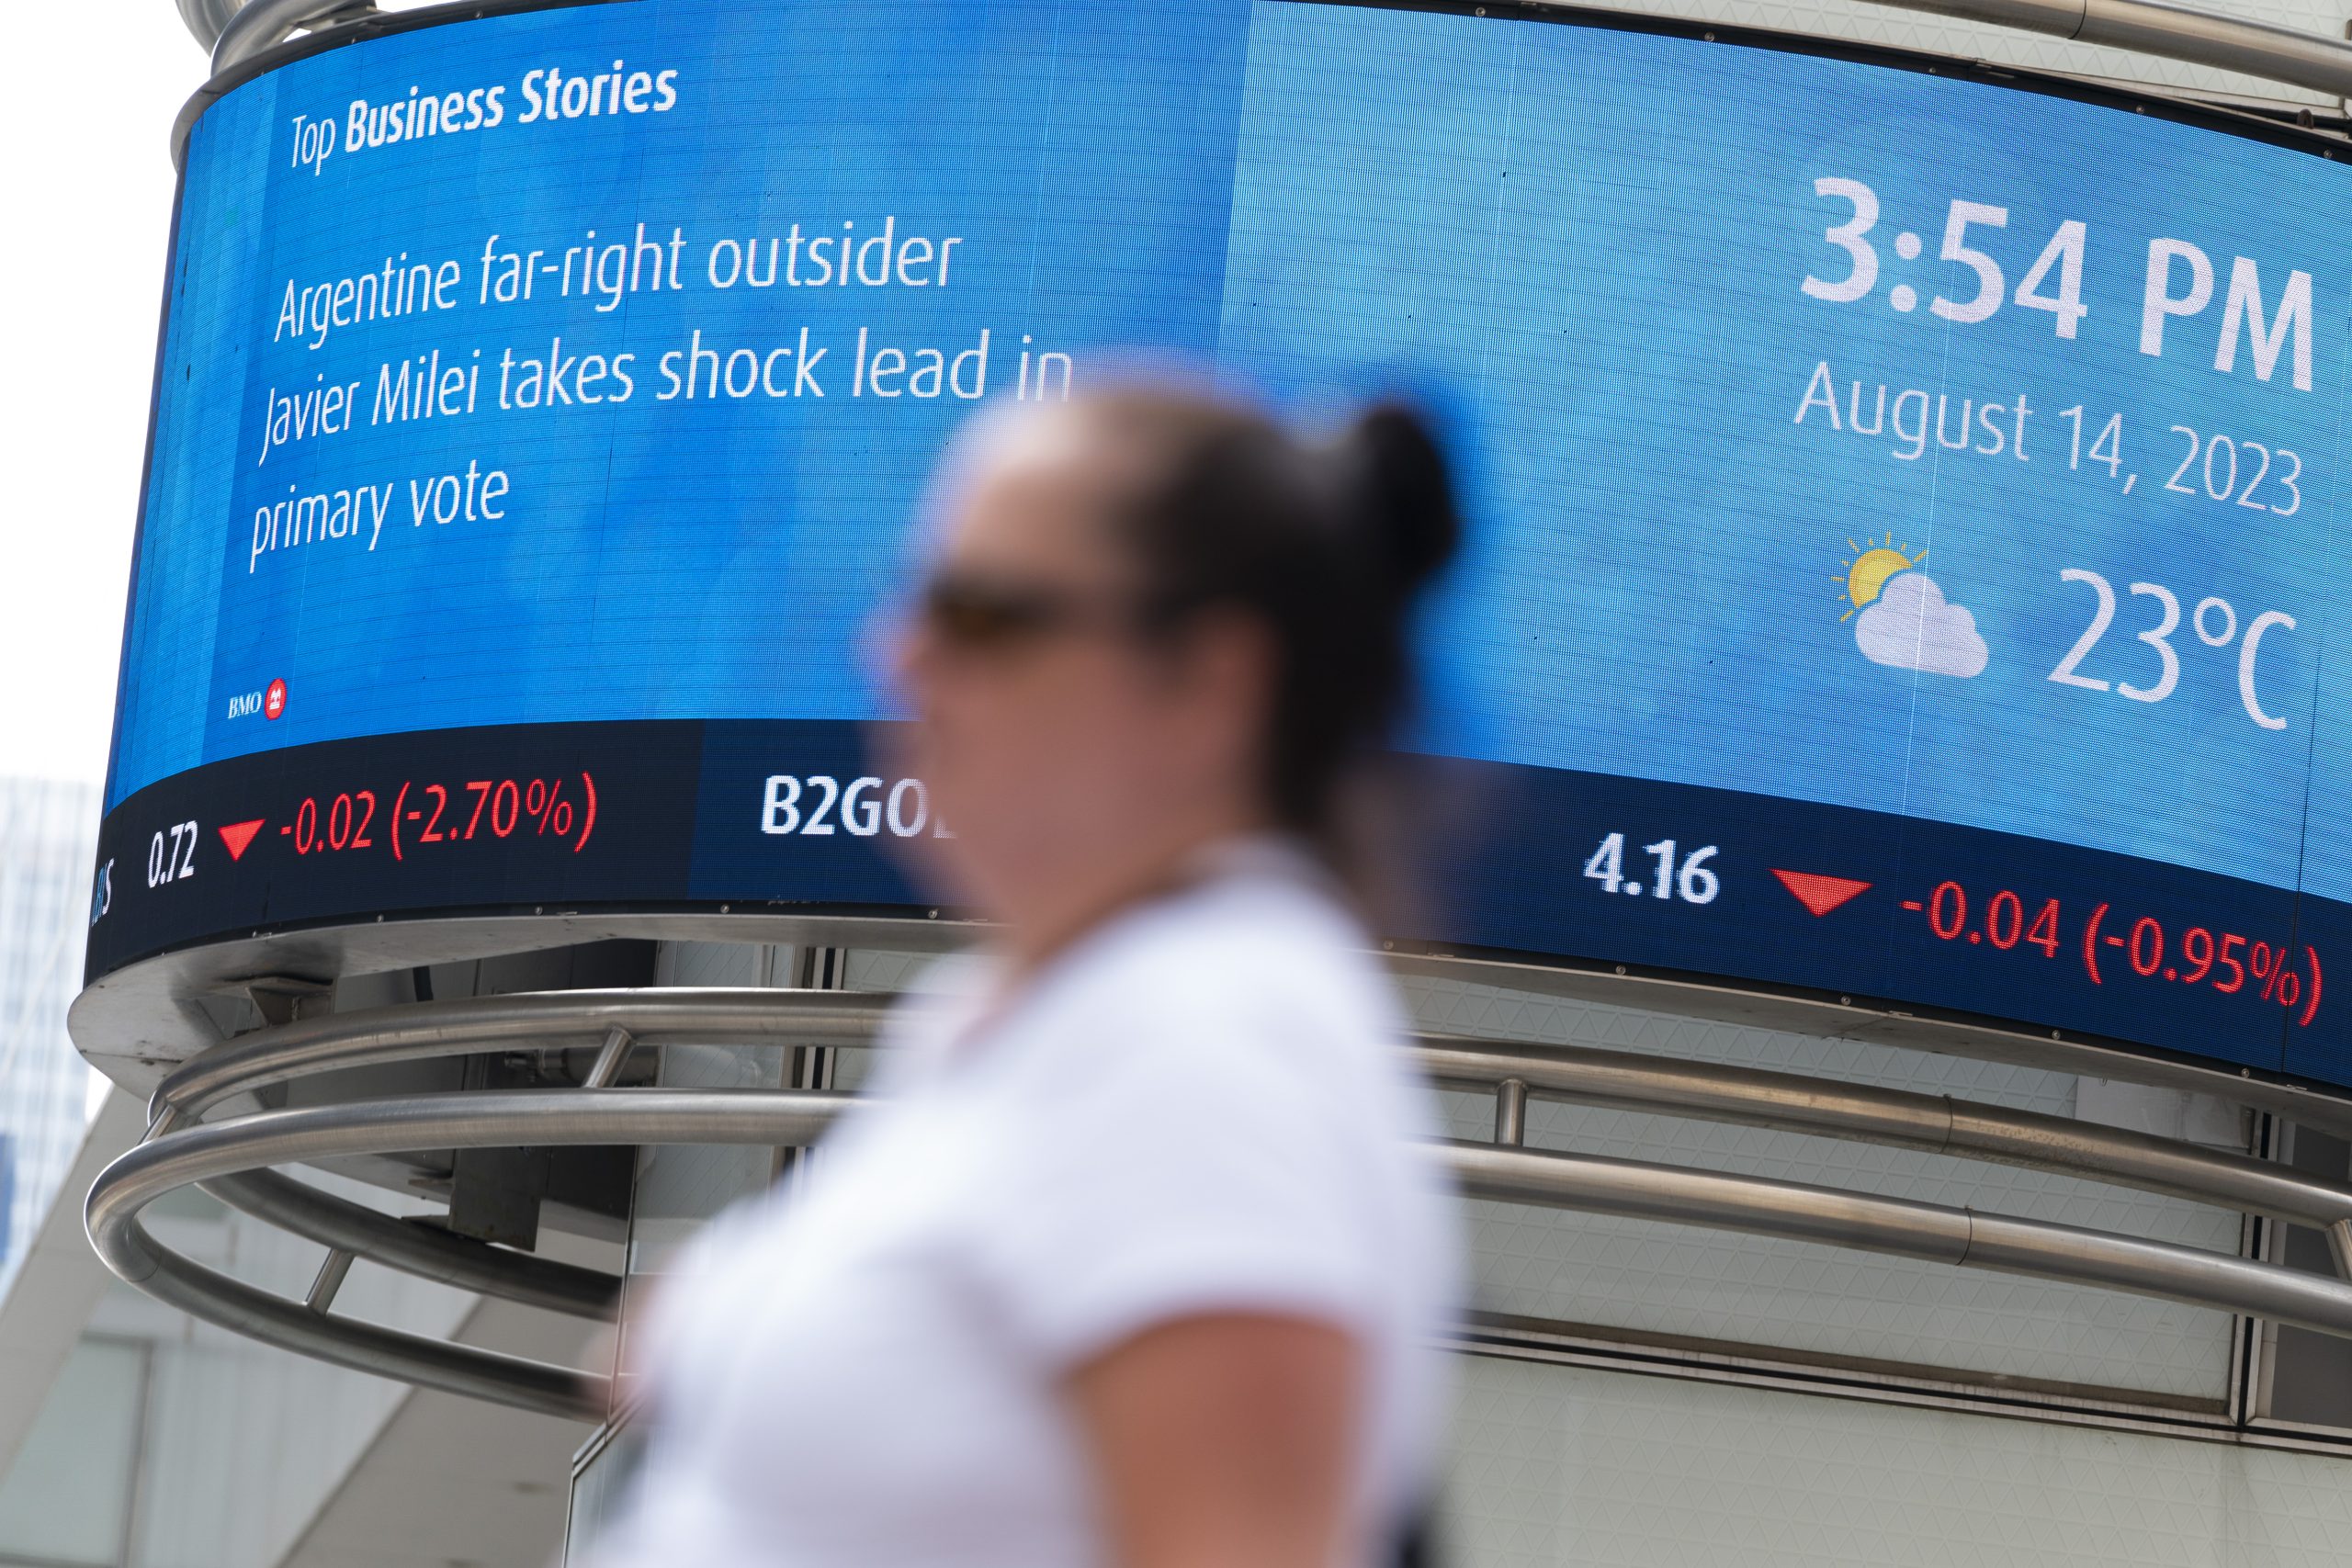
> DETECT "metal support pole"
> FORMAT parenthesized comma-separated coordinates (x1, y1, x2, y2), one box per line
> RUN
(1911, 0, 2352, 100)
(2327, 1218, 2352, 1280)
(583, 1027, 636, 1089)
(1494, 1077, 1529, 1147)
(209, 0, 374, 73)
(305, 1248, 355, 1314)
(177, 0, 243, 50)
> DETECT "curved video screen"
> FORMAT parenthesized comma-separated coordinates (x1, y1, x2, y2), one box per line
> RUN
(96, 0, 2352, 1089)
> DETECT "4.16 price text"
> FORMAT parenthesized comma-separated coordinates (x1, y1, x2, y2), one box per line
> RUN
(1583, 833, 1720, 904)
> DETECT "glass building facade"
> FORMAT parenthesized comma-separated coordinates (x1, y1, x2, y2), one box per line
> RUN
(0, 777, 99, 1298)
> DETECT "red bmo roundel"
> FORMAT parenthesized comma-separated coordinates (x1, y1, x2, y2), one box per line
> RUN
(263, 679, 288, 720)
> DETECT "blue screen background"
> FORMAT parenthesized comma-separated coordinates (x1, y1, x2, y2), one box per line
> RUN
(115, 0, 2352, 911)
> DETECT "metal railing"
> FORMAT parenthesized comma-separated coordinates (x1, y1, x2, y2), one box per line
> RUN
(172, 0, 2352, 107)
(1901, 0, 2352, 100)
(204, 0, 373, 75)
(85, 987, 2352, 1422)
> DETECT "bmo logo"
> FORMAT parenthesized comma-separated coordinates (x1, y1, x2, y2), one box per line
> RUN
(226, 679, 289, 721)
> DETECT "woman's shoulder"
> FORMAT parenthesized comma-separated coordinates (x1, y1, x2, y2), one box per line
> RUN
(1021, 870, 1411, 1094)
(1104, 863, 1379, 991)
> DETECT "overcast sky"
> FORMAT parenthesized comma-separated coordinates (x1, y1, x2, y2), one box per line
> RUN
(0, 15, 207, 786)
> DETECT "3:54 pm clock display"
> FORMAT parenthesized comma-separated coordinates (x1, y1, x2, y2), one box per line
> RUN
(1802, 174, 2316, 393)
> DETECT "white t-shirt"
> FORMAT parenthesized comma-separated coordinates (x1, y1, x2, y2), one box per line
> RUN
(591, 840, 1461, 1568)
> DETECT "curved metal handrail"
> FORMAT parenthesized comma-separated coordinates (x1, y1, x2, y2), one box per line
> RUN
(1891, 0, 2352, 100)
(1450, 1140, 2352, 1337)
(89, 1073, 2352, 1419)
(157, 990, 2352, 1234)
(178, 0, 243, 47)
(174, 0, 2352, 121)
(209, 0, 368, 74)
(88, 985, 2352, 1419)
(202, 1168, 619, 1318)
(151, 988, 889, 1125)
(91, 1089, 851, 1419)
(1420, 1039, 2352, 1230)
(119, 1204, 599, 1419)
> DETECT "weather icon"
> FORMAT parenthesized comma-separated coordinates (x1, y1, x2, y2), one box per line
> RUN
(1838, 534, 1988, 679)
(1838, 535, 1925, 622)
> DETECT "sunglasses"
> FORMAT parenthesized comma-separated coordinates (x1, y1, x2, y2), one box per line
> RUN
(917, 572, 1177, 652)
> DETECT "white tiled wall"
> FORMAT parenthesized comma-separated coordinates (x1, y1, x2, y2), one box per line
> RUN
(843, 948, 942, 996)
(1447, 1352, 2352, 1566)
(1406, 975, 2245, 1400)
(0, 1177, 491, 1568)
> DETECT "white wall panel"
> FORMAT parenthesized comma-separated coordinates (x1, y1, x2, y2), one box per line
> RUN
(115, 1179, 479, 1568)
(0, 1339, 143, 1566)
(1406, 976, 2244, 1399)
(1448, 1352, 2352, 1565)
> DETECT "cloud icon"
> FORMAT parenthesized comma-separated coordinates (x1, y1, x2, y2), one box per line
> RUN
(1854, 571, 1987, 678)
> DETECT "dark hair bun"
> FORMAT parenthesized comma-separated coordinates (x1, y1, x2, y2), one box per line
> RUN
(1336, 403, 1460, 599)
(1068, 383, 1464, 844)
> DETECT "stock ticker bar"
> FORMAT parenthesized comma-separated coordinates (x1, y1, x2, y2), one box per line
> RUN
(87, 721, 697, 976)
(87, 720, 2340, 1086)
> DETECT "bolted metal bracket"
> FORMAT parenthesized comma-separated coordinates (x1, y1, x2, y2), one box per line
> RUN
(235, 974, 334, 1031)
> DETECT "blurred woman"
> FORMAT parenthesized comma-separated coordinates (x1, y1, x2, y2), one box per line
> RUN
(596, 384, 1463, 1568)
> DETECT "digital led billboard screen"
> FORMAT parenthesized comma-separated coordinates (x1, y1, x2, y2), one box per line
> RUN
(94, 0, 2352, 1089)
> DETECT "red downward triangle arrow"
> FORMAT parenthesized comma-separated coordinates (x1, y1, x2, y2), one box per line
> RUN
(218, 819, 265, 862)
(1772, 868, 1872, 918)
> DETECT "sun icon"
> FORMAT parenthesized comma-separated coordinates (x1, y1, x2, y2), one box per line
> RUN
(1838, 533, 1927, 622)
